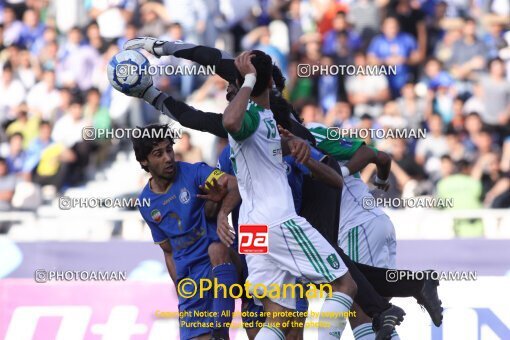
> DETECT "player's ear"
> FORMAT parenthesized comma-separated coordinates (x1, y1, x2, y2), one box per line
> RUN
(141, 160, 148, 168)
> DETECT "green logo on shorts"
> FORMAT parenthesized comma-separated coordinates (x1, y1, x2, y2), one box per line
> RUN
(327, 254, 340, 269)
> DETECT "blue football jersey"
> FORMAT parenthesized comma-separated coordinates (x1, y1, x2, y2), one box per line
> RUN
(138, 162, 222, 279)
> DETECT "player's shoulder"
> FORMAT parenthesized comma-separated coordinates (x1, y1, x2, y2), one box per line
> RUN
(183, 161, 216, 179)
(138, 181, 153, 214)
(306, 122, 328, 143)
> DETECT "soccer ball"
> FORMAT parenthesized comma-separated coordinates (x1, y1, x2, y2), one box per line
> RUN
(107, 50, 152, 97)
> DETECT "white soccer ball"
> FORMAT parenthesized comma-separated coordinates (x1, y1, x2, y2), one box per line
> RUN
(107, 50, 152, 97)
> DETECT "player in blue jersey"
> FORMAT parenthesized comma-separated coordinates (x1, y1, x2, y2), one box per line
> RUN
(133, 124, 241, 340)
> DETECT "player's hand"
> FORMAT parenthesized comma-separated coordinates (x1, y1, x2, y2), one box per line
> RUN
(287, 135, 310, 164)
(197, 178, 227, 202)
(124, 37, 166, 58)
(278, 124, 294, 138)
(234, 51, 257, 77)
(217, 212, 235, 247)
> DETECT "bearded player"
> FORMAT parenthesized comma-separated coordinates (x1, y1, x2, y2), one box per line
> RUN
(133, 124, 240, 340)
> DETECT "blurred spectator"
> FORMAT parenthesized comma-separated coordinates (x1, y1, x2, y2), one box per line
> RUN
(324, 101, 357, 128)
(446, 17, 486, 84)
(462, 112, 484, 152)
(437, 159, 484, 237)
(16, 48, 39, 89)
(347, 0, 380, 45)
(317, 55, 339, 112)
(378, 100, 408, 130)
(0, 157, 15, 212)
(322, 11, 361, 57)
(300, 102, 324, 125)
(2, 6, 23, 46)
(367, 16, 420, 97)
(390, 138, 427, 181)
(19, 8, 44, 50)
(471, 152, 502, 201)
(161, 0, 207, 45)
(84, 87, 110, 130)
(26, 69, 60, 121)
(139, 2, 168, 38)
(387, 0, 427, 62)
(49, 96, 96, 189)
(415, 114, 450, 179)
(175, 132, 202, 163)
(242, 26, 287, 77)
(0, 62, 26, 122)
(51, 95, 90, 149)
(21, 120, 52, 181)
(425, 0, 448, 56)
(86, 22, 107, 54)
(5, 132, 26, 174)
(445, 130, 471, 162)
(57, 26, 100, 90)
(89, 0, 135, 41)
(477, 58, 510, 130)
(5, 105, 39, 147)
(482, 20, 507, 60)
(346, 52, 390, 118)
(396, 82, 426, 129)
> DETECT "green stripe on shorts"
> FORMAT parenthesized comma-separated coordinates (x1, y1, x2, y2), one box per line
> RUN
(289, 219, 335, 281)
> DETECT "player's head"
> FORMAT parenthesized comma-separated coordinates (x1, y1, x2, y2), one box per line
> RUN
(227, 63, 284, 102)
(132, 124, 176, 179)
(233, 50, 273, 97)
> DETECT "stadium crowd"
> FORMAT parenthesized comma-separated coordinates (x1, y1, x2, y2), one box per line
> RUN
(0, 0, 509, 225)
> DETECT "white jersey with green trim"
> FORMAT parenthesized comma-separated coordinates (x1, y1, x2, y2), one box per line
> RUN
(339, 164, 385, 232)
(227, 101, 296, 227)
(305, 122, 385, 233)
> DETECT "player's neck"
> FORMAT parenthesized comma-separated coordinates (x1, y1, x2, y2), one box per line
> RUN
(149, 176, 174, 194)
(250, 92, 270, 110)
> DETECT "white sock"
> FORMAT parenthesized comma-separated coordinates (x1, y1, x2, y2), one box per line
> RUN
(255, 325, 285, 340)
(318, 292, 353, 339)
(353, 323, 376, 340)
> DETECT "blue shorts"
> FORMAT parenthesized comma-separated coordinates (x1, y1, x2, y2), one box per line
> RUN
(177, 223, 226, 339)
(177, 260, 213, 339)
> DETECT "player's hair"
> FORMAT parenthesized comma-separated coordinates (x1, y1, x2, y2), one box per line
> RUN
(249, 50, 273, 97)
(132, 124, 175, 172)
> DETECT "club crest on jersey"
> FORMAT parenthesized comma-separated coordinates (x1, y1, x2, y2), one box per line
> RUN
(151, 209, 162, 223)
(339, 139, 353, 147)
(283, 161, 291, 175)
(327, 254, 340, 269)
(179, 188, 191, 204)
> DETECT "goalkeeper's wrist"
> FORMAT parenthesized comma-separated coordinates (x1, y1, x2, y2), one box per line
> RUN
(142, 85, 162, 105)
(242, 73, 257, 89)
(374, 175, 389, 185)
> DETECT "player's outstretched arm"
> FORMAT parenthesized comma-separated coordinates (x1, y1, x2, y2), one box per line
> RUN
(343, 145, 392, 190)
(124, 37, 238, 84)
(159, 241, 178, 287)
(153, 93, 227, 138)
